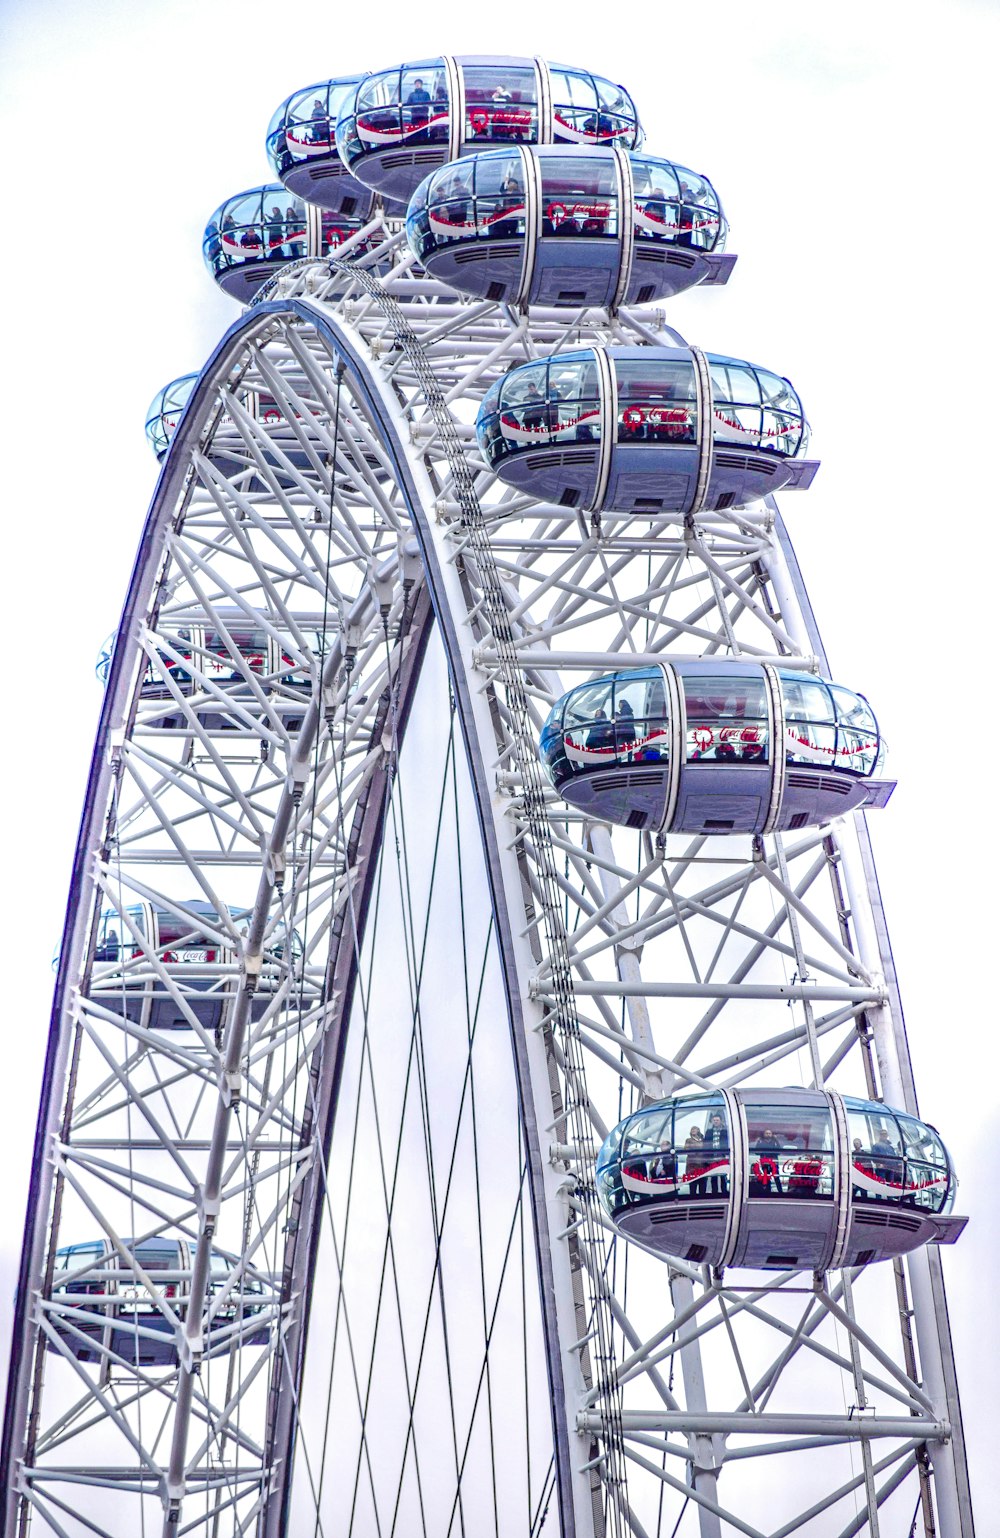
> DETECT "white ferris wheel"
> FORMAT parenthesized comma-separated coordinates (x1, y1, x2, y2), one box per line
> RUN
(0, 52, 976, 1538)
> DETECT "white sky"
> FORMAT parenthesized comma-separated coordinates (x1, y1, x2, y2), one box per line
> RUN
(1, 0, 997, 1520)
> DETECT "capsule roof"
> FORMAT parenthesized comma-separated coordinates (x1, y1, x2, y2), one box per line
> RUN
(335, 56, 643, 204)
(406, 147, 730, 308)
(477, 346, 814, 513)
(539, 659, 893, 835)
(597, 1088, 964, 1272)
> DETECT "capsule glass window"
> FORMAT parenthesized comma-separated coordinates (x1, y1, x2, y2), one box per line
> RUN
(550, 67, 640, 147)
(780, 673, 879, 776)
(615, 357, 697, 444)
(156, 913, 218, 953)
(356, 69, 400, 119)
(549, 68, 598, 138)
(831, 686, 880, 774)
(555, 670, 669, 775)
(611, 669, 669, 763)
(563, 677, 616, 730)
(846, 1104, 906, 1205)
(540, 155, 618, 238)
(54, 1242, 106, 1294)
(708, 356, 806, 456)
(472, 152, 526, 236)
(673, 168, 722, 250)
(398, 64, 449, 139)
(201, 629, 268, 672)
(462, 64, 537, 144)
(546, 353, 602, 441)
(618, 1105, 676, 1195)
(896, 1115, 952, 1213)
(745, 1103, 835, 1200)
(280, 84, 339, 160)
(206, 192, 307, 276)
(683, 673, 770, 765)
(132, 1240, 182, 1272)
(674, 1095, 730, 1200)
(631, 157, 680, 242)
(145, 375, 196, 457)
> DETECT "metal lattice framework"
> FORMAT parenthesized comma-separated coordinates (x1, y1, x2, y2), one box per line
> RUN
(1, 229, 975, 1538)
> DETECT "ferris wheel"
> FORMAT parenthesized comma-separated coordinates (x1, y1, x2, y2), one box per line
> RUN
(0, 52, 976, 1538)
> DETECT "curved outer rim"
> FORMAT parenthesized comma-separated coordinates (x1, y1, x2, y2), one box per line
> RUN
(0, 304, 295, 1530)
(0, 298, 585, 1538)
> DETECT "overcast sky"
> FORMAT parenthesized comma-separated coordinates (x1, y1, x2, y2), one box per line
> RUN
(1, 0, 997, 1519)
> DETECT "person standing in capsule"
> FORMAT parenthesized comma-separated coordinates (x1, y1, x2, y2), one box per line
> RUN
(705, 1110, 730, 1194)
(406, 78, 431, 137)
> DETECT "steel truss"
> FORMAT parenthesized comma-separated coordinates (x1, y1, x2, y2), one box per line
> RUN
(1, 236, 974, 1538)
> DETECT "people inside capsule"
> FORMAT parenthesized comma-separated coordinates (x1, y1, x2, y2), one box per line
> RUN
(336, 57, 642, 204)
(266, 76, 380, 216)
(596, 1091, 963, 1271)
(47, 1237, 268, 1364)
(538, 662, 893, 835)
(408, 149, 727, 309)
(476, 346, 814, 512)
(145, 374, 197, 458)
(203, 185, 374, 301)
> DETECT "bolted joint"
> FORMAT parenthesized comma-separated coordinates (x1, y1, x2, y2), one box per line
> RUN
(177, 1330, 203, 1374)
(287, 760, 310, 804)
(199, 1192, 220, 1238)
(221, 1068, 242, 1108)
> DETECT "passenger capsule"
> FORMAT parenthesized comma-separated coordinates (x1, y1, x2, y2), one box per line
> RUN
(336, 56, 643, 204)
(477, 346, 816, 513)
(97, 610, 327, 732)
(267, 76, 380, 215)
(145, 374, 197, 457)
(47, 1238, 269, 1365)
(597, 1090, 966, 1272)
(144, 374, 289, 467)
(539, 660, 895, 835)
(91, 899, 307, 1031)
(407, 148, 731, 308)
(203, 184, 377, 301)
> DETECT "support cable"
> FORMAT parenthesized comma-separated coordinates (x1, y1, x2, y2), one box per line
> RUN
(324, 261, 632, 1534)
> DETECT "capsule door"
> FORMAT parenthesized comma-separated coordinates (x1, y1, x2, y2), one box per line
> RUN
(671, 666, 774, 834)
(111, 1239, 191, 1366)
(730, 1094, 838, 1271)
(532, 152, 622, 307)
(605, 353, 702, 512)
